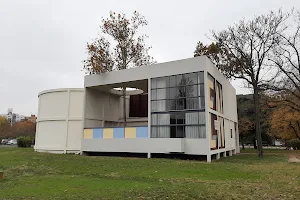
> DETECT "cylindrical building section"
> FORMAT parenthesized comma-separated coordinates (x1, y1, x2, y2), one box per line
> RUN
(34, 88, 84, 154)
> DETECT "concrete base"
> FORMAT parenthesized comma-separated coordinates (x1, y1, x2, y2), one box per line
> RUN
(223, 151, 227, 157)
(81, 151, 88, 156)
(216, 153, 220, 160)
(147, 152, 151, 158)
(229, 150, 233, 156)
(207, 155, 211, 163)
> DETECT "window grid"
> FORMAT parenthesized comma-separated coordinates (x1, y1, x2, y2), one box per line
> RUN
(150, 72, 205, 139)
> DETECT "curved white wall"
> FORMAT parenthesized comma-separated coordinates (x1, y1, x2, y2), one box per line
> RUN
(34, 88, 84, 154)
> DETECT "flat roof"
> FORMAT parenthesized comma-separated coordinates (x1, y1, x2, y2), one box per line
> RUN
(85, 56, 210, 87)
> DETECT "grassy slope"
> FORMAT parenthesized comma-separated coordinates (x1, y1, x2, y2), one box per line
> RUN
(0, 148, 299, 200)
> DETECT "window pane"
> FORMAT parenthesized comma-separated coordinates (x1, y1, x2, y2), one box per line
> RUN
(169, 99, 176, 110)
(170, 112, 176, 125)
(199, 125, 206, 138)
(151, 89, 157, 100)
(177, 74, 184, 86)
(200, 97, 205, 109)
(199, 111, 205, 124)
(156, 88, 167, 99)
(151, 126, 157, 138)
(186, 85, 197, 97)
(151, 78, 157, 89)
(176, 99, 185, 110)
(177, 86, 186, 98)
(156, 77, 169, 88)
(170, 126, 176, 138)
(169, 87, 178, 99)
(170, 75, 176, 87)
(176, 126, 185, 138)
(185, 126, 200, 138)
(198, 72, 204, 84)
(176, 112, 185, 124)
(151, 114, 157, 125)
(186, 97, 199, 109)
(199, 84, 204, 96)
(185, 73, 198, 85)
(185, 112, 199, 125)
(157, 113, 170, 125)
(157, 126, 170, 138)
(151, 101, 157, 112)
(155, 100, 167, 111)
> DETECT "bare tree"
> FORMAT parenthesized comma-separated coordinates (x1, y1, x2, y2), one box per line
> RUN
(83, 11, 154, 126)
(199, 10, 289, 158)
(268, 11, 300, 112)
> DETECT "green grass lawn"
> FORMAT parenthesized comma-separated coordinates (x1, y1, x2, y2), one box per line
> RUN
(0, 148, 299, 200)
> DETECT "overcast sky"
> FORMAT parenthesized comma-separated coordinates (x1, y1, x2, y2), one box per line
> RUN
(0, 0, 298, 115)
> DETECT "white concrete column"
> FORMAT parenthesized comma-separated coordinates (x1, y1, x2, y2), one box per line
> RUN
(233, 149, 236, 154)
(207, 155, 211, 163)
(229, 150, 233, 156)
(147, 78, 152, 159)
(235, 123, 240, 153)
(64, 89, 71, 154)
(223, 151, 227, 157)
(216, 153, 220, 160)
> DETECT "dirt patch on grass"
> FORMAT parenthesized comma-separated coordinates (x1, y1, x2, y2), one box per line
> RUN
(288, 154, 300, 163)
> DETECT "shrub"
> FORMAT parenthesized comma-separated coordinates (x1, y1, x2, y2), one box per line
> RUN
(17, 136, 33, 148)
(286, 139, 300, 150)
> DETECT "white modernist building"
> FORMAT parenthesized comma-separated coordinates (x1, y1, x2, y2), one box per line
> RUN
(81, 56, 240, 162)
(34, 88, 84, 154)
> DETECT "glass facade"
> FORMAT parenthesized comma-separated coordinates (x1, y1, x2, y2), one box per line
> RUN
(151, 72, 206, 138)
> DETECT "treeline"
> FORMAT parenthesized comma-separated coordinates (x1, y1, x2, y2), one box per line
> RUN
(0, 116, 36, 139)
(237, 94, 300, 143)
(194, 9, 300, 157)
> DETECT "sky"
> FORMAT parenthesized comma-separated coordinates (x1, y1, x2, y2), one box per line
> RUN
(0, 0, 298, 116)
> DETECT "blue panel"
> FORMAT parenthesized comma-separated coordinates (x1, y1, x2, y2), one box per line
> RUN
(93, 128, 103, 138)
(136, 127, 148, 138)
(114, 128, 124, 138)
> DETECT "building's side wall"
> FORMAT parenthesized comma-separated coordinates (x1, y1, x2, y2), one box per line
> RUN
(205, 59, 239, 154)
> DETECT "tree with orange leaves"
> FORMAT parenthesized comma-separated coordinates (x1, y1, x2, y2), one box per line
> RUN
(0, 116, 11, 138)
(11, 121, 36, 138)
(270, 106, 300, 140)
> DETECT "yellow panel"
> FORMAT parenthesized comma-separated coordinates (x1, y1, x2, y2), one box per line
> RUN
(125, 127, 136, 138)
(84, 129, 93, 139)
(103, 128, 113, 138)
(210, 139, 217, 149)
(207, 78, 214, 109)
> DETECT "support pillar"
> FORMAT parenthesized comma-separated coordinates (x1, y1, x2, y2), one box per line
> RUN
(223, 151, 227, 157)
(147, 152, 151, 159)
(233, 149, 236, 155)
(207, 155, 211, 163)
(229, 150, 233, 156)
(216, 153, 220, 160)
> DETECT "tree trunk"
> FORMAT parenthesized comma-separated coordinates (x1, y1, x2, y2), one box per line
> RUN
(122, 87, 127, 127)
(253, 87, 263, 158)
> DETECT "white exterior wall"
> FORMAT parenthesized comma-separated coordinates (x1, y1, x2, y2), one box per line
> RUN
(205, 59, 239, 154)
(34, 88, 83, 154)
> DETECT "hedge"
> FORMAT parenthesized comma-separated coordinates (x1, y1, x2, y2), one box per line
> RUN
(17, 136, 34, 148)
(286, 139, 300, 150)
